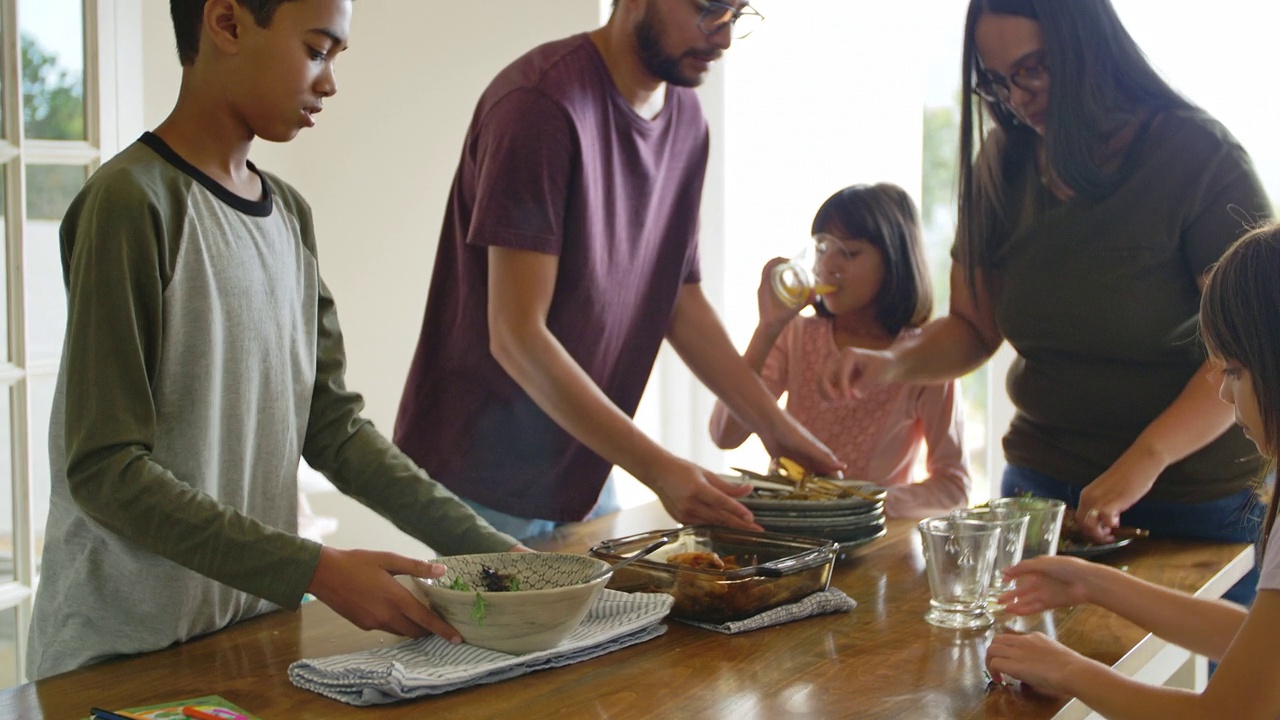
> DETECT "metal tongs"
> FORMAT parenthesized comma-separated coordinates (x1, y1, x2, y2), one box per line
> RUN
(584, 536, 670, 583)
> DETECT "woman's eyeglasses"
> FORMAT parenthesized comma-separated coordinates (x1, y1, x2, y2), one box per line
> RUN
(695, 1, 764, 39)
(972, 51, 1048, 104)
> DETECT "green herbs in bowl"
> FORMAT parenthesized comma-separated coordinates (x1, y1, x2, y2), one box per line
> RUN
(407, 552, 611, 655)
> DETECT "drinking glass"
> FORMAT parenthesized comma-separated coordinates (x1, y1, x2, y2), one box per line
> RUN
(950, 507, 1029, 603)
(769, 244, 836, 309)
(988, 497, 1066, 560)
(918, 517, 1001, 630)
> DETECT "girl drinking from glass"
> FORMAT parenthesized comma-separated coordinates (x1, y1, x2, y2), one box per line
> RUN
(710, 183, 970, 519)
(986, 223, 1280, 717)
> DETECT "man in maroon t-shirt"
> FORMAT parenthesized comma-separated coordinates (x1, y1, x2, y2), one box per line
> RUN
(394, 0, 840, 539)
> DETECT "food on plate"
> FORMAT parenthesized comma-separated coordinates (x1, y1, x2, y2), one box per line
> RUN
(736, 457, 880, 502)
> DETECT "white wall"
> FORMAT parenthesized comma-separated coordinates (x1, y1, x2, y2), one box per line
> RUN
(140, 0, 605, 555)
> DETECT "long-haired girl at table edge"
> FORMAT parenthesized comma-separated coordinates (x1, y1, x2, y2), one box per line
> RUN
(985, 224, 1280, 717)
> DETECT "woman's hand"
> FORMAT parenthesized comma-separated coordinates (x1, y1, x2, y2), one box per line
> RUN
(819, 346, 897, 401)
(986, 631, 1099, 697)
(998, 555, 1096, 615)
(1075, 448, 1165, 542)
(756, 258, 805, 331)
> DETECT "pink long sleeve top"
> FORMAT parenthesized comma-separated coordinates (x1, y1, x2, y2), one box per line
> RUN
(761, 316, 971, 519)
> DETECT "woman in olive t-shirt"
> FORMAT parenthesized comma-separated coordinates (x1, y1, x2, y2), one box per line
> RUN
(823, 0, 1270, 606)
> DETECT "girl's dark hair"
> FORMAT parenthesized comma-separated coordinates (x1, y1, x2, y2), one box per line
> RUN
(957, 0, 1193, 292)
(170, 0, 301, 66)
(1200, 224, 1280, 543)
(810, 183, 933, 336)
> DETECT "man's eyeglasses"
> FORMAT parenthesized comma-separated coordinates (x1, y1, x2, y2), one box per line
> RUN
(696, 1, 764, 39)
(972, 51, 1048, 104)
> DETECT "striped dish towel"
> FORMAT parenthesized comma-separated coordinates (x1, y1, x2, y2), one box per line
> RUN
(677, 588, 856, 633)
(288, 589, 673, 705)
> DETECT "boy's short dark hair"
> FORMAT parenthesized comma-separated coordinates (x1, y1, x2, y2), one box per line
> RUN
(170, 0, 301, 66)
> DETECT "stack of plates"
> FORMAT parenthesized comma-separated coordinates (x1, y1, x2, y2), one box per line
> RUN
(740, 481, 888, 550)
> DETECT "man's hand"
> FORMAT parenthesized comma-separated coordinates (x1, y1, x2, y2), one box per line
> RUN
(643, 458, 761, 530)
(307, 546, 462, 642)
(758, 410, 845, 478)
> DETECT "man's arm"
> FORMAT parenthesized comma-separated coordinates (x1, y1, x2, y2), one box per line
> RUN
(667, 282, 841, 475)
(487, 245, 759, 529)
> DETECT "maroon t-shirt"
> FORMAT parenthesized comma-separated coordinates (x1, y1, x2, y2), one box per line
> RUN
(394, 34, 708, 521)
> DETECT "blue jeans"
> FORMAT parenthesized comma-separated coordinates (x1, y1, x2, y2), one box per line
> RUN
(1001, 464, 1263, 608)
(462, 475, 622, 542)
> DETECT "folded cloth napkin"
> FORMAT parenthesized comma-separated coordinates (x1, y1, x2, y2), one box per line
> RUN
(677, 588, 856, 634)
(288, 589, 673, 705)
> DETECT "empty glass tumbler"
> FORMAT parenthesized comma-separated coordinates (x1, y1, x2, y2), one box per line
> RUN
(950, 506, 1029, 603)
(988, 496, 1066, 560)
(918, 517, 1001, 630)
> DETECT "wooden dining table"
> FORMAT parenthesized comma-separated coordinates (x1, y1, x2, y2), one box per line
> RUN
(0, 501, 1253, 720)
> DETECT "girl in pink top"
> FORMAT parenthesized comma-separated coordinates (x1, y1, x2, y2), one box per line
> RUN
(710, 184, 970, 519)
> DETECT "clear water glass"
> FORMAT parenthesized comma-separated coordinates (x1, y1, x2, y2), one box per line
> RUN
(918, 517, 1001, 630)
(988, 497, 1066, 560)
(950, 506, 1029, 603)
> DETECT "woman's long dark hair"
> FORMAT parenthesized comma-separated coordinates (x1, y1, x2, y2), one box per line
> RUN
(810, 183, 932, 336)
(1200, 225, 1280, 544)
(957, 0, 1193, 292)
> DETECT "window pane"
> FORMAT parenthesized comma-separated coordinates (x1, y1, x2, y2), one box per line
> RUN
(25, 164, 84, 222)
(24, 165, 79, 362)
(0, 387, 12, 586)
(20, 0, 85, 141)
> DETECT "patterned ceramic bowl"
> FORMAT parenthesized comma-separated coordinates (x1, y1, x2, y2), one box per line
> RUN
(408, 552, 611, 654)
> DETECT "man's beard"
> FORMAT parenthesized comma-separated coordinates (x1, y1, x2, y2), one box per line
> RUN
(634, 5, 719, 88)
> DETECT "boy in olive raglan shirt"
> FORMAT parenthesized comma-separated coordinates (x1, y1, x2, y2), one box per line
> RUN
(28, 0, 521, 680)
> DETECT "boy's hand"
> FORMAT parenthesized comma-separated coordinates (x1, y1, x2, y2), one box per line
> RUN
(307, 546, 462, 642)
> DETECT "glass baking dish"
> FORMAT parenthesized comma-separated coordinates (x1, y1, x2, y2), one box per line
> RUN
(588, 525, 837, 624)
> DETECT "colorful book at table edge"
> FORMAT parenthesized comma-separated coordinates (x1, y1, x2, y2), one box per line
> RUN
(82, 695, 259, 720)
(182, 706, 249, 720)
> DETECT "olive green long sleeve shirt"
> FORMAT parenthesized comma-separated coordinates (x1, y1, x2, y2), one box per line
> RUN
(28, 134, 517, 680)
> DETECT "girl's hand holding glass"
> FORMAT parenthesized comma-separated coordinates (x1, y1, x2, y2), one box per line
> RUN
(997, 555, 1095, 615)
(757, 257, 809, 330)
(986, 631, 1099, 698)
